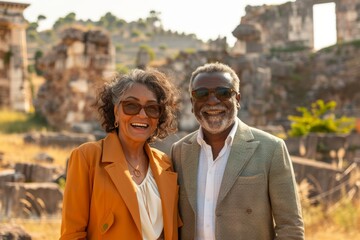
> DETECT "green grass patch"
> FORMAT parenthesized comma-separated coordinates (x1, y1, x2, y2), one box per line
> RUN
(0, 109, 51, 133)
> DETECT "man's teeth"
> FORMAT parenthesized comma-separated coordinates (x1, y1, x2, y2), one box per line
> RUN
(206, 110, 223, 115)
(131, 123, 148, 128)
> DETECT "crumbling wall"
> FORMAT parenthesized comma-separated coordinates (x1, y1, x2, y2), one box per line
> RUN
(0, 1, 30, 111)
(0, 26, 11, 107)
(336, 0, 360, 43)
(233, 0, 360, 53)
(35, 26, 115, 130)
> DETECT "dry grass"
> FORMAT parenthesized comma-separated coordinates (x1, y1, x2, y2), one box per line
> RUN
(0, 133, 73, 169)
(2, 218, 62, 240)
(305, 222, 360, 239)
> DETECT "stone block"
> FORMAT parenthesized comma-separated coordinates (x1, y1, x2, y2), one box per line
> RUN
(15, 163, 55, 182)
(0, 224, 31, 240)
(0, 169, 25, 187)
(1, 182, 63, 218)
(67, 41, 85, 55)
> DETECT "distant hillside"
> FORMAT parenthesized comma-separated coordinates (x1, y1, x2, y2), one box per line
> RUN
(26, 11, 208, 71)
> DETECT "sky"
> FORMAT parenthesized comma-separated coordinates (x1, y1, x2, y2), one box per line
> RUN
(7, 0, 335, 49)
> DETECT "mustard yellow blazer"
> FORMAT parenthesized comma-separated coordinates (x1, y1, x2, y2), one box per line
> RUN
(60, 132, 181, 239)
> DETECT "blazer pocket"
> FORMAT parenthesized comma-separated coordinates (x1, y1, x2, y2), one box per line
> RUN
(99, 212, 114, 235)
(235, 174, 265, 184)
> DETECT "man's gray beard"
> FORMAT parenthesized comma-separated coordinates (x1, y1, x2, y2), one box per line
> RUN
(198, 107, 238, 135)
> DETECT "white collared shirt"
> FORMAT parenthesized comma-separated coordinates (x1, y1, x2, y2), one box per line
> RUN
(195, 119, 239, 240)
(135, 167, 163, 240)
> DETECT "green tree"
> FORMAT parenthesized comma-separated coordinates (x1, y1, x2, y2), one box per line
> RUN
(37, 15, 46, 22)
(98, 12, 118, 30)
(53, 12, 77, 29)
(146, 10, 162, 28)
(34, 50, 43, 76)
(137, 18, 147, 28)
(131, 29, 141, 38)
(27, 22, 39, 32)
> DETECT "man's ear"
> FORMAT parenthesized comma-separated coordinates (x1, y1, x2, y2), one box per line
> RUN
(190, 98, 194, 113)
(236, 93, 241, 108)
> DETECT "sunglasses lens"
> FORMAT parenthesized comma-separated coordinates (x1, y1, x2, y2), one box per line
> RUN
(215, 88, 233, 100)
(121, 101, 162, 118)
(122, 102, 142, 115)
(192, 88, 209, 101)
(192, 87, 235, 101)
(144, 105, 162, 118)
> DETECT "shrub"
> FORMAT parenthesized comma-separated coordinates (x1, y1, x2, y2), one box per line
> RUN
(138, 44, 156, 61)
(0, 109, 51, 133)
(115, 63, 129, 74)
(288, 100, 355, 137)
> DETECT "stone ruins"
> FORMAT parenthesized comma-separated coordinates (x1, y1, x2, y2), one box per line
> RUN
(35, 26, 115, 129)
(233, 0, 360, 53)
(0, 1, 30, 111)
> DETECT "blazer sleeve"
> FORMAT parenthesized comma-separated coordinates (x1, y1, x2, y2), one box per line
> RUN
(60, 146, 93, 240)
(269, 139, 305, 240)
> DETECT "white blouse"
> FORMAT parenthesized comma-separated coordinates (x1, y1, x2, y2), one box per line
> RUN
(135, 167, 163, 240)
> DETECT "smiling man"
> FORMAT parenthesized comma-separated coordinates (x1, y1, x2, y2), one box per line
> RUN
(171, 62, 304, 240)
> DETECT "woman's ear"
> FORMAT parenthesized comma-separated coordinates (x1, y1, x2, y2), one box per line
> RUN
(113, 104, 120, 126)
(114, 104, 118, 116)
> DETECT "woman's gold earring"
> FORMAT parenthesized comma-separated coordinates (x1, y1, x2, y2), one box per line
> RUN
(114, 121, 119, 128)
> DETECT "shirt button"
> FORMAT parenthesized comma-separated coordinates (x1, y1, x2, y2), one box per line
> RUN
(246, 208, 253, 214)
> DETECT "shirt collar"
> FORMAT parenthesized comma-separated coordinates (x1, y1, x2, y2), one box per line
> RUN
(197, 118, 239, 147)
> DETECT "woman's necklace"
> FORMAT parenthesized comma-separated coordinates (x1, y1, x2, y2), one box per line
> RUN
(126, 159, 141, 177)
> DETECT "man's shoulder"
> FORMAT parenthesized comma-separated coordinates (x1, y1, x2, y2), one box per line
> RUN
(248, 126, 283, 144)
(237, 119, 282, 142)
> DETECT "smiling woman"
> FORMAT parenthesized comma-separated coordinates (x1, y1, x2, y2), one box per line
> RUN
(60, 68, 181, 240)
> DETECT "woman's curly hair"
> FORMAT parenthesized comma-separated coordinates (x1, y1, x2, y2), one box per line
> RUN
(94, 68, 179, 142)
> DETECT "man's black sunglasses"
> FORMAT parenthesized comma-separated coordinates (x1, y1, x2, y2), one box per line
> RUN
(191, 87, 238, 101)
(120, 100, 164, 119)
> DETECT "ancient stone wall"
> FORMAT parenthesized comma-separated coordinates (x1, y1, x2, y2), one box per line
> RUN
(0, 1, 30, 111)
(35, 26, 115, 130)
(336, 0, 360, 43)
(233, 0, 360, 53)
(158, 40, 360, 130)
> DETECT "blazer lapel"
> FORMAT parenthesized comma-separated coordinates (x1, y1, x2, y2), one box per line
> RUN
(102, 133, 142, 235)
(217, 120, 259, 205)
(147, 144, 178, 240)
(181, 134, 200, 213)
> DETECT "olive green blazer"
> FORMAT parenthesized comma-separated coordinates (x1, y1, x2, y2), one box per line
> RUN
(171, 119, 304, 240)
